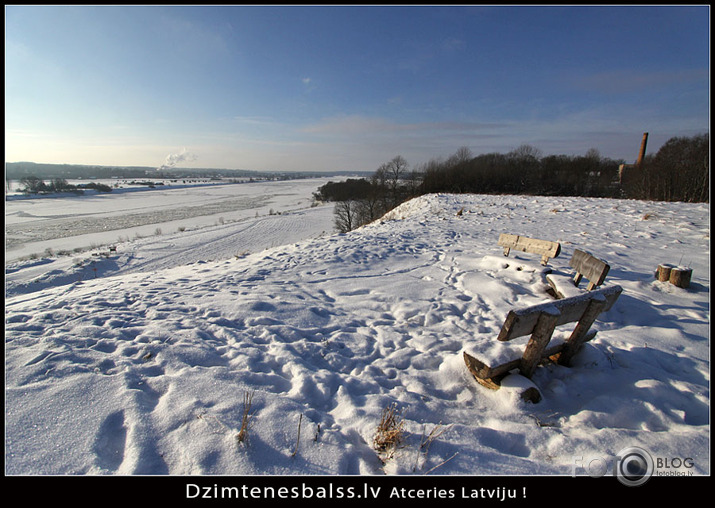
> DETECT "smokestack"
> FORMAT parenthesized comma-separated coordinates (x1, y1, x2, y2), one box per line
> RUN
(636, 132, 648, 168)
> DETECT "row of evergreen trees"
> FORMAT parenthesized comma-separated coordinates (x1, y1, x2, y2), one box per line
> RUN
(317, 133, 709, 233)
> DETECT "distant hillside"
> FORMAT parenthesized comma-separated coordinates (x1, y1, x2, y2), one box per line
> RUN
(5, 162, 372, 181)
(5, 162, 268, 180)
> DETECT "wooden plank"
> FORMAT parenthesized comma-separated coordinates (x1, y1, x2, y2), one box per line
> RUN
(464, 329, 599, 389)
(463, 350, 493, 380)
(545, 329, 597, 362)
(519, 311, 559, 378)
(557, 297, 607, 366)
(464, 352, 511, 389)
(464, 286, 621, 395)
(498, 234, 561, 260)
(546, 272, 585, 299)
(463, 351, 520, 381)
(498, 233, 518, 252)
(570, 249, 610, 287)
(497, 286, 621, 342)
(548, 250, 612, 297)
(497, 303, 557, 342)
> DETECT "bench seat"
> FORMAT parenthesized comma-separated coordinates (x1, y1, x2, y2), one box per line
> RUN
(545, 271, 589, 299)
(498, 234, 561, 266)
(546, 249, 611, 299)
(463, 285, 622, 399)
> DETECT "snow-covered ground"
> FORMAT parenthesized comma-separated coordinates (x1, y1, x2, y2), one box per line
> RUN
(5, 188, 710, 479)
(5, 177, 335, 264)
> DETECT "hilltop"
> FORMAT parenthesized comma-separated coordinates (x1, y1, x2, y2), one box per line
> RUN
(5, 193, 710, 478)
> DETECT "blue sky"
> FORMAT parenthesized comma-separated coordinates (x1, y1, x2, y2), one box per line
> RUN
(5, 5, 710, 173)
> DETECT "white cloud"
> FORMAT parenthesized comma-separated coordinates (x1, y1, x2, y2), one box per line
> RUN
(301, 77, 316, 93)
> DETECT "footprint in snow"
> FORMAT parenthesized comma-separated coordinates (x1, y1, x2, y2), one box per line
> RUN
(93, 410, 127, 472)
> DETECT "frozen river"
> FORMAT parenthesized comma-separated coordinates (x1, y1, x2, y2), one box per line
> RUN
(5, 177, 336, 263)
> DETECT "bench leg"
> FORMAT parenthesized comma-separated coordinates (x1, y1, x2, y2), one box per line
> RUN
(573, 272, 583, 287)
(519, 311, 559, 378)
(557, 298, 606, 366)
(503, 247, 511, 257)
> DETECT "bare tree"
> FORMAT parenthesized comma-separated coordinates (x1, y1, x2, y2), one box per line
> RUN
(585, 148, 601, 161)
(334, 199, 358, 233)
(447, 146, 473, 167)
(509, 144, 543, 162)
(386, 155, 408, 206)
(405, 168, 423, 197)
(508, 144, 543, 192)
(387, 155, 408, 187)
(19, 176, 48, 194)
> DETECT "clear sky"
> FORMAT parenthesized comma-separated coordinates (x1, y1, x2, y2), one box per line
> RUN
(5, 5, 710, 173)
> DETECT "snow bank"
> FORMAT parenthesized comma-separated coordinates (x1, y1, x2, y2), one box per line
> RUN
(5, 192, 710, 477)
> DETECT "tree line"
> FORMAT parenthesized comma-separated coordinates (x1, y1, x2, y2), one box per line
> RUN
(316, 133, 709, 233)
(315, 156, 423, 233)
(420, 145, 623, 198)
(16, 176, 113, 195)
(620, 133, 709, 203)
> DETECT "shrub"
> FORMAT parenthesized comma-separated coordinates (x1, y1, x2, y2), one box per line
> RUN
(373, 403, 404, 461)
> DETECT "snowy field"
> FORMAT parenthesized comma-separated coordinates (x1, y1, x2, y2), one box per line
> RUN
(4, 186, 710, 480)
(6, 177, 336, 265)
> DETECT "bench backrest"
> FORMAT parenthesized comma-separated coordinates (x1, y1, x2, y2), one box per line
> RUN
(570, 249, 610, 288)
(498, 234, 561, 258)
(497, 284, 622, 342)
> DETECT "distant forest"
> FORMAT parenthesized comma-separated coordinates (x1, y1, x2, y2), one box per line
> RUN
(315, 133, 709, 233)
(5, 162, 365, 195)
(5, 162, 269, 181)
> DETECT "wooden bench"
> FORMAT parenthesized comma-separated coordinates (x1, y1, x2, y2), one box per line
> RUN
(463, 284, 622, 402)
(546, 249, 611, 299)
(498, 233, 561, 266)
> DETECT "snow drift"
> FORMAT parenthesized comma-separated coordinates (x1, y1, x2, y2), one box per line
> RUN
(5, 192, 710, 476)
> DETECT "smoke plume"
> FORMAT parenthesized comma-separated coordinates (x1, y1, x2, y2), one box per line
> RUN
(157, 148, 198, 171)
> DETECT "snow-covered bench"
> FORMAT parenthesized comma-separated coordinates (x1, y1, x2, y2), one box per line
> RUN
(546, 249, 611, 299)
(498, 233, 561, 266)
(463, 284, 622, 402)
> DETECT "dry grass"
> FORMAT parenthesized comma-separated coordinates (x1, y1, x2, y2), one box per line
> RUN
(291, 413, 303, 458)
(412, 422, 453, 472)
(373, 403, 405, 461)
(236, 390, 255, 445)
(419, 422, 451, 455)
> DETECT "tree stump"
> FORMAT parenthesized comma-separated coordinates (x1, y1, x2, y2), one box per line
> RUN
(656, 263, 674, 282)
(669, 267, 693, 288)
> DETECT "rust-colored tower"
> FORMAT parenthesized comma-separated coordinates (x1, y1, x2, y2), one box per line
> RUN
(619, 132, 649, 183)
(635, 132, 649, 168)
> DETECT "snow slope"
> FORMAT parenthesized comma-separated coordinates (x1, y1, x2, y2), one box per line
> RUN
(5, 192, 710, 477)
